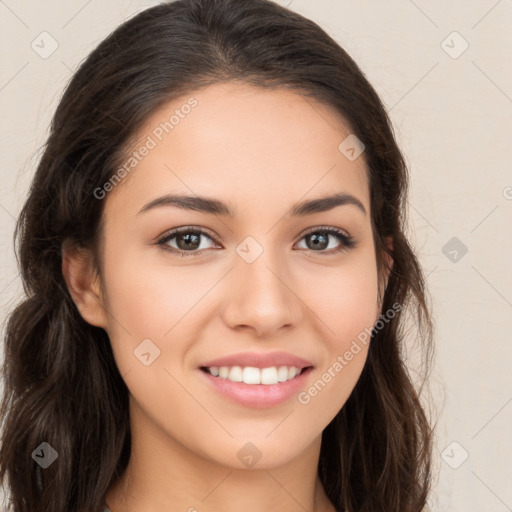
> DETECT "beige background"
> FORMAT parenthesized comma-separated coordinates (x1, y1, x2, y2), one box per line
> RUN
(1, 1, 511, 510)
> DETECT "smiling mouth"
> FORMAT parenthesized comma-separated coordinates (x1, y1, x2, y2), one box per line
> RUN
(199, 365, 313, 385)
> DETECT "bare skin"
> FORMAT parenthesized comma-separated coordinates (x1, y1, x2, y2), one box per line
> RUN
(62, 81, 390, 512)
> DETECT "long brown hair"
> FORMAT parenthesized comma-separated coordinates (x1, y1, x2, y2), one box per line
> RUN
(0, 1, 434, 510)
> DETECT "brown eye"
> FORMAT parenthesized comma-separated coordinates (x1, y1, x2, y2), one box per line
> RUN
(174, 232, 202, 251)
(156, 228, 219, 256)
(296, 228, 356, 254)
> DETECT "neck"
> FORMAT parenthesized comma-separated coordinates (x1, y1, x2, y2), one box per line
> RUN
(105, 399, 335, 512)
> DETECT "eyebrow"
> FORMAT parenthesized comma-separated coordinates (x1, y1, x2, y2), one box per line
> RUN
(137, 192, 367, 218)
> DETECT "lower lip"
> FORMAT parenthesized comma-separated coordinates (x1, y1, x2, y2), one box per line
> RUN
(198, 367, 314, 408)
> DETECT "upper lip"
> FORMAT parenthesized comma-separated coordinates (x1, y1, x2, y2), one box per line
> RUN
(200, 351, 314, 370)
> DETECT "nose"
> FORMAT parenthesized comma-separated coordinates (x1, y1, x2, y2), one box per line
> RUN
(220, 247, 303, 338)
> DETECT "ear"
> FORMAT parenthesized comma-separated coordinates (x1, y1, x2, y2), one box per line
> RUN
(378, 236, 394, 306)
(61, 239, 108, 328)
(383, 236, 394, 274)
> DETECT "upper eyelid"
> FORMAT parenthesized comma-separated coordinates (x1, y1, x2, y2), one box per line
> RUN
(300, 225, 351, 237)
(159, 226, 221, 245)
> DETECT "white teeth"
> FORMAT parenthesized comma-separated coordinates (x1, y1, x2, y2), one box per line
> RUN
(228, 366, 243, 382)
(260, 367, 278, 385)
(206, 365, 304, 384)
(243, 367, 261, 384)
(277, 366, 289, 382)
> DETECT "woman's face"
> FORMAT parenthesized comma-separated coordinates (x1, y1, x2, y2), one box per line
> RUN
(92, 81, 383, 469)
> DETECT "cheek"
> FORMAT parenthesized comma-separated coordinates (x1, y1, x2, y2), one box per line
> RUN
(101, 237, 213, 333)
(296, 259, 378, 413)
(99, 238, 233, 385)
(298, 250, 380, 343)
(277, 246, 380, 418)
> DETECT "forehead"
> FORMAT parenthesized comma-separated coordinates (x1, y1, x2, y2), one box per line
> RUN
(104, 81, 370, 218)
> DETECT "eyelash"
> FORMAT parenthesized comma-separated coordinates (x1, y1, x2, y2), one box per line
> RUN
(155, 225, 357, 257)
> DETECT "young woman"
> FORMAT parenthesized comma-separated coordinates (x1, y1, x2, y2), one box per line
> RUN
(0, 0, 434, 511)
